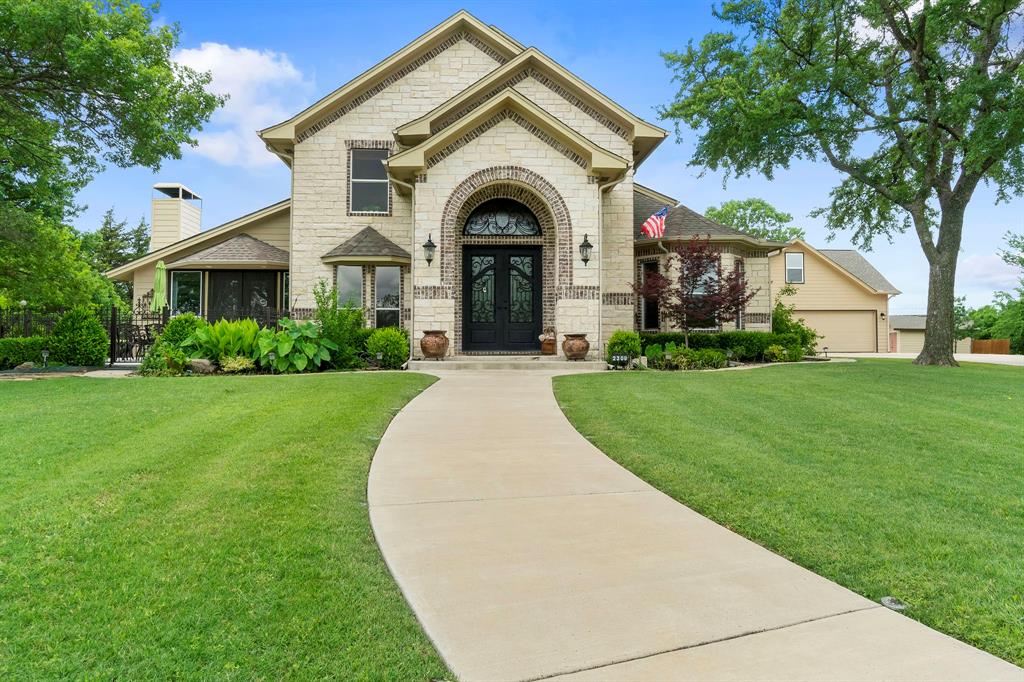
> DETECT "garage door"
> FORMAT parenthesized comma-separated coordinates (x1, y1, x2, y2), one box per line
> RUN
(794, 310, 877, 352)
(899, 330, 926, 354)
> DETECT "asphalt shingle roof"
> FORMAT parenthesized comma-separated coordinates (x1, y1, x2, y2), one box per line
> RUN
(633, 190, 765, 242)
(889, 314, 927, 330)
(322, 226, 411, 260)
(166, 233, 288, 266)
(819, 249, 901, 294)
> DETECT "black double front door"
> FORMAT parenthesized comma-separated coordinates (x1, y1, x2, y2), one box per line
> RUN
(462, 246, 542, 351)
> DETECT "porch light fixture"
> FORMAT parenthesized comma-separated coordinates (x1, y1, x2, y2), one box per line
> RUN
(579, 233, 593, 266)
(40, 346, 49, 368)
(422, 233, 436, 266)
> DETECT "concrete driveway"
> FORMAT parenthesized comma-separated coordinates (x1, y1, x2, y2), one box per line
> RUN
(368, 370, 1022, 681)
(833, 352, 1024, 366)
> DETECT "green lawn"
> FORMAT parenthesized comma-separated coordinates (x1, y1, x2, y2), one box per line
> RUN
(0, 374, 448, 680)
(554, 360, 1023, 666)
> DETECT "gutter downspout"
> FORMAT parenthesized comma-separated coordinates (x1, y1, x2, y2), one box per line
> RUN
(389, 173, 416, 368)
(596, 167, 630, 355)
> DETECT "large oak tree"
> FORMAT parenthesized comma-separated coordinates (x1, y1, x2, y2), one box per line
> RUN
(0, 0, 222, 307)
(661, 0, 1024, 365)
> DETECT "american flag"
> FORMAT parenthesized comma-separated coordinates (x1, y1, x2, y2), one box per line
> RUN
(641, 206, 669, 239)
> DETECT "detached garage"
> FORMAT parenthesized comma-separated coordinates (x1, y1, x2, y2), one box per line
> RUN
(770, 240, 900, 353)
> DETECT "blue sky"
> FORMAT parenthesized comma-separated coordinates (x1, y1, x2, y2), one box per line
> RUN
(74, 0, 1023, 312)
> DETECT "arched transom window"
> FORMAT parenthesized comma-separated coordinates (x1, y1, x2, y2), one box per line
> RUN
(464, 199, 541, 237)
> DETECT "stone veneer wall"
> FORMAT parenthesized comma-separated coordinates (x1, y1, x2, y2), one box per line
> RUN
(287, 32, 646, 357)
(290, 39, 502, 308)
(412, 118, 600, 356)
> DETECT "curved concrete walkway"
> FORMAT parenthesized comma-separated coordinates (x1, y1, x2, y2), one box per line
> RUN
(368, 371, 1022, 682)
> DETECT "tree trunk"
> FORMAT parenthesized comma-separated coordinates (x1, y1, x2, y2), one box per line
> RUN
(914, 210, 963, 366)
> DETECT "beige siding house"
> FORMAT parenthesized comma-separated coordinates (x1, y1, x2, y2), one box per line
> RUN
(108, 11, 790, 356)
(769, 240, 900, 352)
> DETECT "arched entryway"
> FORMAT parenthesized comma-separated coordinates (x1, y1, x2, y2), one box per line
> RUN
(461, 199, 544, 351)
(441, 167, 571, 352)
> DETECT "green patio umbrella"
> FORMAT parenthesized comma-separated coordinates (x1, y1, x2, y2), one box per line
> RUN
(151, 260, 168, 313)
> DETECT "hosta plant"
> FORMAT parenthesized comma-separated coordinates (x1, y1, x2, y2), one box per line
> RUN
(184, 318, 260, 362)
(255, 318, 338, 373)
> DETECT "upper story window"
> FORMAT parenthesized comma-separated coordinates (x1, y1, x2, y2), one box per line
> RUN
(785, 252, 805, 284)
(350, 148, 390, 214)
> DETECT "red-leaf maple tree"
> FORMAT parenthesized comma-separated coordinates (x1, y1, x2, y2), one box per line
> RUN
(633, 236, 758, 347)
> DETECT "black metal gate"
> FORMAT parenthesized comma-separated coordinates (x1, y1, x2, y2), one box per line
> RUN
(102, 303, 168, 364)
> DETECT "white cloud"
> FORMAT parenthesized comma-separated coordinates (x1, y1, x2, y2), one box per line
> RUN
(174, 43, 312, 167)
(958, 253, 1022, 290)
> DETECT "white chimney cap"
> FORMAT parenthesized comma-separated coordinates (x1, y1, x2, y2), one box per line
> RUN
(153, 182, 201, 201)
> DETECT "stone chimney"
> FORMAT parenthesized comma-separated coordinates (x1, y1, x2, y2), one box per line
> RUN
(150, 183, 202, 252)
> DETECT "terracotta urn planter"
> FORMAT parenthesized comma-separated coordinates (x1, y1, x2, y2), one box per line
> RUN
(539, 327, 557, 356)
(561, 333, 590, 361)
(420, 330, 449, 360)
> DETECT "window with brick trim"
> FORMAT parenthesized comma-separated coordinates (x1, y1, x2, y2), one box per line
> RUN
(641, 261, 660, 330)
(375, 266, 400, 328)
(349, 148, 390, 214)
(336, 265, 363, 307)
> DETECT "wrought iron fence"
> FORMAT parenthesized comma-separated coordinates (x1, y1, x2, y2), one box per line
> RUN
(0, 309, 62, 338)
(1, 303, 317, 365)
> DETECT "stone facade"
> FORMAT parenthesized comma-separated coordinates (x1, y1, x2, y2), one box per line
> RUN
(287, 29, 649, 358)
(110, 14, 799, 352)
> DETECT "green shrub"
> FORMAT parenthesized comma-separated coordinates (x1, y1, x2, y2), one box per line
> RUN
(765, 344, 788, 362)
(606, 330, 642, 364)
(219, 355, 255, 373)
(689, 348, 728, 369)
(366, 327, 409, 369)
(160, 313, 207, 348)
(184, 318, 260, 362)
(138, 341, 188, 376)
(639, 330, 802, 362)
(773, 284, 820, 353)
(644, 343, 664, 369)
(313, 279, 367, 369)
(786, 343, 804, 362)
(255, 318, 338, 373)
(0, 336, 48, 369)
(51, 307, 108, 366)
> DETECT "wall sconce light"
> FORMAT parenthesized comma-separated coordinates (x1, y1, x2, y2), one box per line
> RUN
(879, 312, 886, 319)
(422, 234, 436, 266)
(579, 233, 593, 266)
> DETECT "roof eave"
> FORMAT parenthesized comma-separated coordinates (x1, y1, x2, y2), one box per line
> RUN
(393, 47, 668, 161)
(387, 88, 628, 182)
(258, 11, 521, 146)
(104, 199, 292, 280)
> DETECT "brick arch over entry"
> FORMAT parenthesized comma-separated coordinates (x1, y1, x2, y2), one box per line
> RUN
(440, 166, 573, 291)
